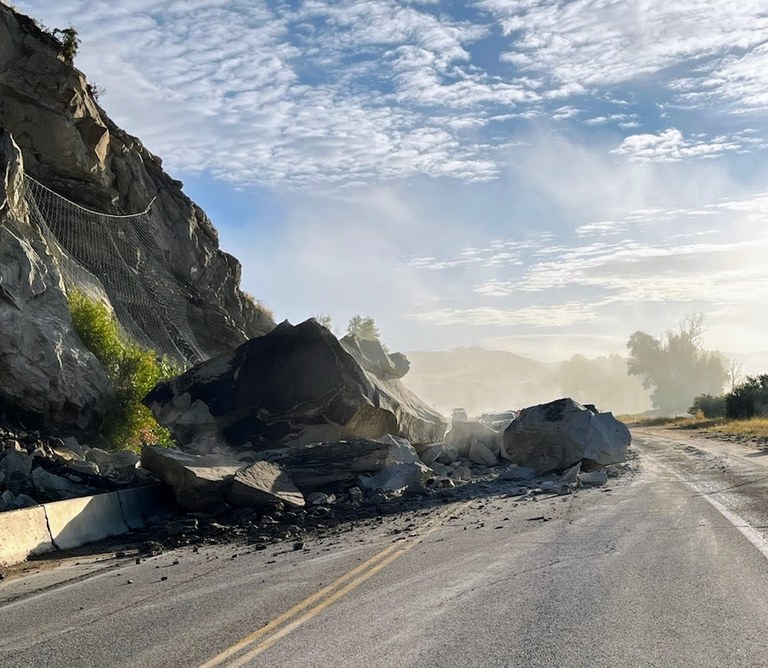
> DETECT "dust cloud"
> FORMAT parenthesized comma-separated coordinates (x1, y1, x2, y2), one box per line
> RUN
(402, 348, 651, 419)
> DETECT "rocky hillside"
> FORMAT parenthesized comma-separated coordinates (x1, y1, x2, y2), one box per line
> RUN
(0, 4, 274, 433)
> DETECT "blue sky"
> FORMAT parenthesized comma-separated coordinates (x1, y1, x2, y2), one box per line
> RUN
(17, 0, 768, 361)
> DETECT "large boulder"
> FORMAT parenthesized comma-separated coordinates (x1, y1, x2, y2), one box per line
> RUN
(501, 398, 630, 474)
(140, 446, 242, 512)
(339, 335, 410, 379)
(145, 319, 446, 454)
(121, 446, 308, 512)
(259, 436, 429, 493)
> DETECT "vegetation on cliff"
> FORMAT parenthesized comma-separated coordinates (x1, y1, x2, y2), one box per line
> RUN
(68, 290, 177, 451)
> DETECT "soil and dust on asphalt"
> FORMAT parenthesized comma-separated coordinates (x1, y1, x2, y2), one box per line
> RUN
(3, 427, 768, 667)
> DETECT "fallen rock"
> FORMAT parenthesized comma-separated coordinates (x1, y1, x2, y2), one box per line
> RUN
(228, 461, 305, 509)
(7, 493, 38, 509)
(559, 462, 581, 485)
(85, 448, 140, 474)
(65, 459, 101, 476)
(445, 420, 500, 457)
(0, 449, 32, 479)
(502, 398, 630, 474)
(538, 480, 572, 495)
(261, 436, 429, 493)
(0, 489, 14, 511)
(578, 470, 609, 487)
(498, 464, 536, 481)
(451, 466, 472, 481)
(339, 334, 410, 380)
(141, 446, 242, 512)
(306, 492, 335, 506)
(30, 467, 95, 501)
(428, 462, 452, 477)
(145, 319, 446, 454)
(468, 441, 498, 467)
(418, 442, 459, 466)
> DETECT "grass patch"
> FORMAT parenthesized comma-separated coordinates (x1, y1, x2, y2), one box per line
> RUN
(68, 290, 179, 452)
(704, 417, 768, 440)
(619, 413, 768, 441)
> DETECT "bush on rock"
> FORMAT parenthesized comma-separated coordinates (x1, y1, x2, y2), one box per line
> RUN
(68, 290, 177, 451)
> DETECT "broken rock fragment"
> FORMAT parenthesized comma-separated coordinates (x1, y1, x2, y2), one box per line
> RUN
(228, 461, 305, 509)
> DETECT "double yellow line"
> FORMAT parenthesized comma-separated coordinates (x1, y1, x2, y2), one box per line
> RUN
(200, 509, 451, 667)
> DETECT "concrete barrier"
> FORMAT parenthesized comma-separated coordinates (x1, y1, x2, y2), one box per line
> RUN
(44, 493, 130, 551)
(0, 505, 54, 567)
(117, 485, 168, 529)
(0, 484, 170, 567)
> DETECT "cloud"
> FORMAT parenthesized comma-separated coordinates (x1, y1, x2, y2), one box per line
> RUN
(485, 0, 768, 112)
(410, 303, 602, 327)
(611, 128, 759, 163)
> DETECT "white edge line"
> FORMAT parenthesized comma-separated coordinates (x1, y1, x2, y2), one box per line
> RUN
(673, 471, 768, 561)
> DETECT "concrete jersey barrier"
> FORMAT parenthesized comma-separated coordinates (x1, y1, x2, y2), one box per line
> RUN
(0, 485, 167, 567)
(44, 493, 130, 551)
(0, 506, 54, 567)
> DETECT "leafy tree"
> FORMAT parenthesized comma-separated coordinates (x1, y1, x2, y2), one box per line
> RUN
(346, 315, 380, 341)
(560, 353, 650, 414)
(689, 394, 726, 418)
(53, 26, 79, 65)
(626, 314, 727, 414)
(725, 375, 768, 419)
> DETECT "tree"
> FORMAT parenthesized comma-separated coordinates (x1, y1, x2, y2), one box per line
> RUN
(728, 359, 744, 392)
(626, 314, 727, 414)
(346, 315, 379, 341)
(560, 353, 651, 414)
(726, 375, 768, 419)
(53, 26, 79, 65)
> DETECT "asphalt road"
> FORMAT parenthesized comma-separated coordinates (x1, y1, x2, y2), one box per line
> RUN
(3, 429, 768, 667)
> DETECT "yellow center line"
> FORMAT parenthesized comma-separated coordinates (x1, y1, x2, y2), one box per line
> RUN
(200, 507, 453, 668)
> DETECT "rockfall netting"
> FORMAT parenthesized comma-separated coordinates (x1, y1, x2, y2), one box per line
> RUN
(23, 176, 203, 366)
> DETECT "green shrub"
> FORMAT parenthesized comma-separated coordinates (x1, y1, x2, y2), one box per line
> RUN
(688, 393, 726, 418)
(68, 290, 178, 451)
(53, 26, 79, 65)
(725, 374, 768, 419)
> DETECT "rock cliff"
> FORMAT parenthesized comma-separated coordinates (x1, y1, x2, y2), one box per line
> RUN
(0, 4, 274, 433)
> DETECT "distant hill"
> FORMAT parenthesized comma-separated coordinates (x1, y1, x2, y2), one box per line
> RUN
(401, 348, 561, 418)
(401, 347, 652, 418)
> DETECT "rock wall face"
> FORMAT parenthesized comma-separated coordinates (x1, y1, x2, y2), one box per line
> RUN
(0, 5, 275, 431)
(0, 130, 108, 431)
(0, 5, 274, 359)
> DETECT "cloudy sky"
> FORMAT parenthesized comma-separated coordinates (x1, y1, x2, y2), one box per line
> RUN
(17, 0, 768, 362)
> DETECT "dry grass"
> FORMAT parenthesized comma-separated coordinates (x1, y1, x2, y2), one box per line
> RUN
(705, 417, 768, 440)
(619, 414, 768, 440)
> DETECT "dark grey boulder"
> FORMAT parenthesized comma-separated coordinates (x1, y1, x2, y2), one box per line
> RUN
(145, 319, 446, 454)
(260, 436, 428, 492)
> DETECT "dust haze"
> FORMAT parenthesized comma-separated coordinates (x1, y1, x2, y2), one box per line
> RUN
(401, 348, 652, 418)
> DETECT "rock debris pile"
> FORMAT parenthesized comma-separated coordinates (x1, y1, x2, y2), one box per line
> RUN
(0, 425, 152, 511)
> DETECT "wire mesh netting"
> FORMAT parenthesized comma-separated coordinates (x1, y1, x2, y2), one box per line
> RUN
(23, 175, 203, 366)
